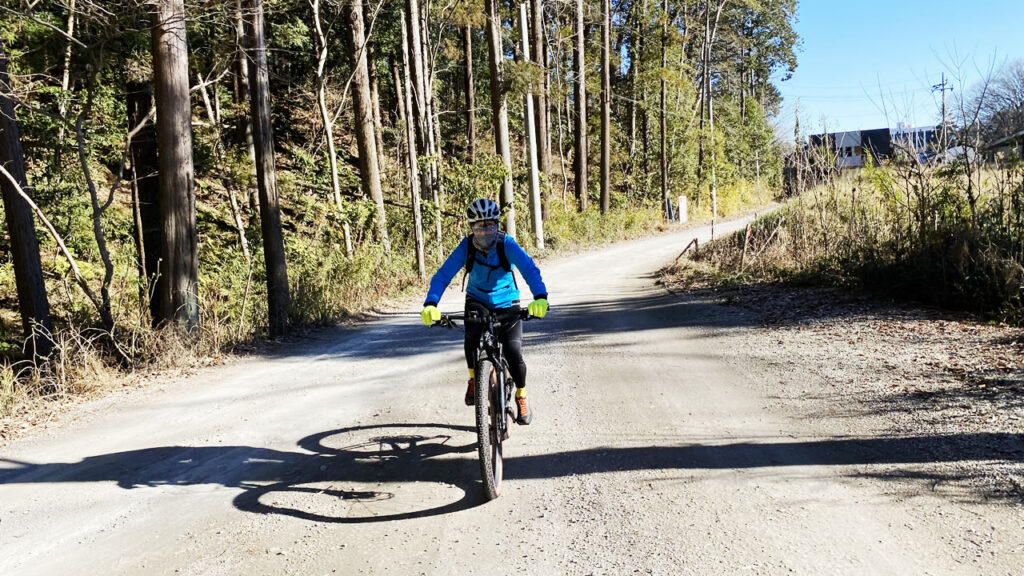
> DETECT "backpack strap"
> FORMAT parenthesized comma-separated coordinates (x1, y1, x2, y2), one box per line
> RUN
(496, 234, 511, 272)
(465, 234, 477, 274)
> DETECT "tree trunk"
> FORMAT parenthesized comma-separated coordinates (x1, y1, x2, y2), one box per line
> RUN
(419, 8, 443, 258)
(530, 0, 550, 177)
(405, 0, 428, 156)
(626, 0, 643, 194)
(541, 19, 553, 218)
(485, 0, 516, 235)
(368, 42, 386, 166)
(556, 93, 569, 208)
(519, 3, 544, 249)
(463, 25, 475, 162)
(235, 0, 258, 218)
(573, 0, 588, 212)
(391, 55, 408, 194)
(697, 2, 710, 186)
(600, 0, 611, 215)
(126, 82, 163, 327)
(152, 0, 199, 331)
(244, 0, 291, 335)
(55, 0, 75, 161)
(404, 1, 434, 207)
(400, 14, 425, 279)
(0, 44, 54, 357)
(660, 3, 668, 217)
(348, 0, 390, 252)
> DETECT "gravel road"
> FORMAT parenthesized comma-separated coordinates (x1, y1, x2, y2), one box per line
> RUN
(2, 217, 1022, 575)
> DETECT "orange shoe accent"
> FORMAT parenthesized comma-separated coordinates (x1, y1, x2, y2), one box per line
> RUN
(464, 378, 475, 406)
(515, 395, 532, 425)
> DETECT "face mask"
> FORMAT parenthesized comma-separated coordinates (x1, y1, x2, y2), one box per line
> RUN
(472, 222, 498, 251)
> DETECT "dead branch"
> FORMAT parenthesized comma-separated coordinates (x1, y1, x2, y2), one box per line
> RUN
(0, 163, 106, 323)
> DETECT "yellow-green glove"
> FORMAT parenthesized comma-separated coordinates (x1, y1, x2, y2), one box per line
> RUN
(528, 298, 548, 318)
(421, 305, 441, 326)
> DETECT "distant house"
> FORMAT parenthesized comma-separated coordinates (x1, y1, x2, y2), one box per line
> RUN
(986, 128, 1024, 161)
(808, 124, 939, 168)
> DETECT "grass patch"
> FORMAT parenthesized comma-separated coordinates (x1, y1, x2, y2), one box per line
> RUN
(665, 161, 1024, 324)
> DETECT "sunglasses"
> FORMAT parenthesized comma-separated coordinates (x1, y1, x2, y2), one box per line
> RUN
(471, 222, 498, 232)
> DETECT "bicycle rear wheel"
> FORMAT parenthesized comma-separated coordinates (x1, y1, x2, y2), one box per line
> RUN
(475, 358, 503, 500)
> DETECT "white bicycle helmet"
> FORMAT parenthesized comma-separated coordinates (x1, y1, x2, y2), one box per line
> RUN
(466, 198, 501, 223)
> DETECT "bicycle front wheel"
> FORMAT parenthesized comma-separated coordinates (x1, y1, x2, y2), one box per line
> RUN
(475, 358, 503, 500)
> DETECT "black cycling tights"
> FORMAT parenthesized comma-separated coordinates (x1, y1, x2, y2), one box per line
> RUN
(464, 300, 527, 389)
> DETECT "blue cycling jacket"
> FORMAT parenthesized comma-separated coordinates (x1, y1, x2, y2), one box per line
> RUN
(424, 234, 547, 309)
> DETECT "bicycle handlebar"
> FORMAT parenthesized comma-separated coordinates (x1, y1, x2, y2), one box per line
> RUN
(432, 308, 534, 329)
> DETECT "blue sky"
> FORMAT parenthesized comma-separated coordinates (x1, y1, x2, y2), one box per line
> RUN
(775, 0, 1024, 139)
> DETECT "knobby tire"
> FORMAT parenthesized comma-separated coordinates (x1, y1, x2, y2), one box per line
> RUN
(475, 358, 503, 500)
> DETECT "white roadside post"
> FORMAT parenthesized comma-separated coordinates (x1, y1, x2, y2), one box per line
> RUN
(678, 195, 687, 223)
(519, 3, 544, 250)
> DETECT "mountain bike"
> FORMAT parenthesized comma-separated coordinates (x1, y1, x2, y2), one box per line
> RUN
(433, 308, 533, 501)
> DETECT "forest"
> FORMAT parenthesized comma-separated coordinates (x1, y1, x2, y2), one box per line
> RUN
(0, 0, 796, 378)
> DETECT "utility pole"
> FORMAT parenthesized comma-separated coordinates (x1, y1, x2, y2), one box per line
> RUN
(932, 73, 951, 150)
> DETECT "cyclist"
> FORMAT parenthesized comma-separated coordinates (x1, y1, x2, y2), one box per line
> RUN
(421, 198, 549, 425)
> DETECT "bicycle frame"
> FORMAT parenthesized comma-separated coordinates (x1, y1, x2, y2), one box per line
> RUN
(433, 307, 532, 500)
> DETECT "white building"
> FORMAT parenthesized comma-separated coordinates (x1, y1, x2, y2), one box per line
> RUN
(833, 131, 864, 168)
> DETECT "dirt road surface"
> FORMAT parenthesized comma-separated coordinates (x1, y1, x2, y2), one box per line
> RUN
(2, 218, 1022, 575)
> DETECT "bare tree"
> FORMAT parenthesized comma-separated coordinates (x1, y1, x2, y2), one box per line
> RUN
(311, 0, 352, 256)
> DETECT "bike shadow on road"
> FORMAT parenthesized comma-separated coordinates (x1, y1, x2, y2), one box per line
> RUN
(0, 423, 501, 523)
(4, 429, 1022, 516)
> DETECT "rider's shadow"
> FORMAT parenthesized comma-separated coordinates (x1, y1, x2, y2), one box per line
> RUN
(0, 423, 483, 524)
(235, 424, 482, 523)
